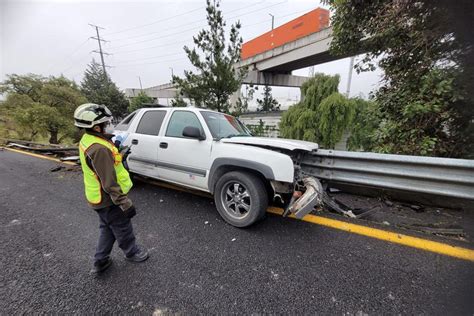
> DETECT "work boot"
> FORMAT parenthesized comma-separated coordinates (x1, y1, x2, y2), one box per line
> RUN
(125, 247, 149, 263)
(91, 258, 112, 274)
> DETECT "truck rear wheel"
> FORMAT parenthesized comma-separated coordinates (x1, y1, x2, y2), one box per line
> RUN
(214, 171, 268, 227)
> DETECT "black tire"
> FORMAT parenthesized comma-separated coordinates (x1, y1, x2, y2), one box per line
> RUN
(128, 171, 138, 182)
(214, 171, 268, 227)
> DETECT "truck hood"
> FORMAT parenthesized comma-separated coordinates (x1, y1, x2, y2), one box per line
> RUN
(220, 137, 318, 152)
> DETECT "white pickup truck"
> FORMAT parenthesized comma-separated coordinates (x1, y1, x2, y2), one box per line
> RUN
(113, 107, 323, 227)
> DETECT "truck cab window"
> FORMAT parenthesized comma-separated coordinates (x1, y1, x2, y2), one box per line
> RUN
(136, 110, 166, 136)
(115, 112, 137, 131)
(166, 111, 203, 138)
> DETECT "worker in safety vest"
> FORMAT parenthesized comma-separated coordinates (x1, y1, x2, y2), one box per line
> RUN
(74, 103, 149, 274)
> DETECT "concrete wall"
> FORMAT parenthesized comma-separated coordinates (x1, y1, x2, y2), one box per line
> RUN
(239, 111, 283, 138)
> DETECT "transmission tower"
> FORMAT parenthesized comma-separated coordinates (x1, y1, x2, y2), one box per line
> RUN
(89, 24, 112, 76)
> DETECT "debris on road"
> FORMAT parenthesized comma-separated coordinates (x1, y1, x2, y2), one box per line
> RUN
(323, 190, 473, 241)
(60, 156, 80, 163)
(8, 219, 21, 226)
(399, 224, 464, 236)
(4, 139, 79, 163)
(50, 166, 65, 172)
(409, 204, 424, 212)
(7, 142, 78, 154)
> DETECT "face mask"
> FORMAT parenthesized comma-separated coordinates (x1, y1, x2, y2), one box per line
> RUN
(104, 123, 114, 134)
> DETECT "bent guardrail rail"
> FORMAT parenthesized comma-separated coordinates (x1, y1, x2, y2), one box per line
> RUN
(301, 150, 474, 200)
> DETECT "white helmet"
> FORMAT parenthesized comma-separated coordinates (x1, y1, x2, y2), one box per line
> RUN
(74, 103, 113, 128)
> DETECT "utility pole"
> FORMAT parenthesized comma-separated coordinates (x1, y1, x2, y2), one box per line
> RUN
(89, 24, 111, 77)
(269, 13, 274, 30)
(138, 76, 143, 90)
(345, 56, 355, 97)
(309, 66, 315, 77)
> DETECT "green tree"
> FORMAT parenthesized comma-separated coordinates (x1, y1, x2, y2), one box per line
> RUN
(257, 85, 280, 112)
(3, 93, 42, 140)
(171, 92, 188, 107)
(232, 85, 256, 117)
(0, 73, 44, 101)
(128, 91, 153, 112)
(247, 119, 266, 137)
(280, 73, 355, 148)
(1, 74, 87, 143)
(317, 92, 355, 148)
(80, 60, 129, 118)
(173, 0, 247, 113)
(346, 98, 380, 151)
(324, 0, 474, 157)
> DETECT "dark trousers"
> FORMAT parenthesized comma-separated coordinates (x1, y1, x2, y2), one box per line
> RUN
(94, 205, 138, 263)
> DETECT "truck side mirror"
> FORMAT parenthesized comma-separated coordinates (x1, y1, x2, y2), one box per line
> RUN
(182, 126, 205, 141)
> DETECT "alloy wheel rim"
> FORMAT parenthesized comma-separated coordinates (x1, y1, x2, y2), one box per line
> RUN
(220, 181, 251, 220)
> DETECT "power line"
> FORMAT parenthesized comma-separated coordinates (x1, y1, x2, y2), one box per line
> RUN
(107, 0, 287, 50)
(104, 6, 204, 36)
(110, 6, 311, 56)
(223, 0, 266, 15)
(227, 0, 287, 20)
(105, 0, 265, 41)
(109, 19, 204, 42)
(46, 38, 91, 74)
(107, 0, 266, 42)
(114, 57, 188, 68)
(59, 53, 93, 75)
(241, 7, 315, 30)
(113, 40, 191, 55)
(108, 24, 206, 50)
(114, 51, 186, 64)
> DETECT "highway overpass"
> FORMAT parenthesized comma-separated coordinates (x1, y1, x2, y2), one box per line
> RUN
(125, 26, 355, 100)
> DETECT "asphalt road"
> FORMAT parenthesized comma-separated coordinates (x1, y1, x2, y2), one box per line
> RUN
(1, 149, 473, 314)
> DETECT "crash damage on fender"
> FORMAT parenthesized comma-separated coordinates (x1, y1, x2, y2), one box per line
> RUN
(223, 137, 327, 218)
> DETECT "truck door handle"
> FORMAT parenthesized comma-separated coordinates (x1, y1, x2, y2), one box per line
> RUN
(131, 139, 139, 145)
(159, 142, 168, 149)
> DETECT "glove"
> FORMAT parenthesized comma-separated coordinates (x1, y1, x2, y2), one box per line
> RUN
(123, 205, 137, 219)
(120, 146, 131, 159)
(120, 146, 132, 171)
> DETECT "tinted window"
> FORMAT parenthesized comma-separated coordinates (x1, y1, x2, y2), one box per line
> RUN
(166, 111, 203, 138)
(115, 112, 136, 131)
(136, 111, 166, 136)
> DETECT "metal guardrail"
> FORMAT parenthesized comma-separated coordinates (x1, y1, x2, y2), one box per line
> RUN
(301, 149, 474, 200)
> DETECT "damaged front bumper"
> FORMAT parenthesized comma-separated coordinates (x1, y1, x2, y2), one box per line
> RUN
(284, 177, 324, 219)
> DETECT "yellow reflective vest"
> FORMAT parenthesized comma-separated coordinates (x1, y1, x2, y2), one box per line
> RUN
(79, 133, 132, 205)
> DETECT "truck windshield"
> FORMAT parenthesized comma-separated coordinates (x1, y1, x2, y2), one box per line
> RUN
(201, 111, 252, 139)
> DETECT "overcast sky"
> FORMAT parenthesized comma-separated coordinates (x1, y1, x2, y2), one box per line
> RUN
(1, 0, 383, 108)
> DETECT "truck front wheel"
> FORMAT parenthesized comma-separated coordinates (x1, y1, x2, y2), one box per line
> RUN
(214, 171, 268, 227)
